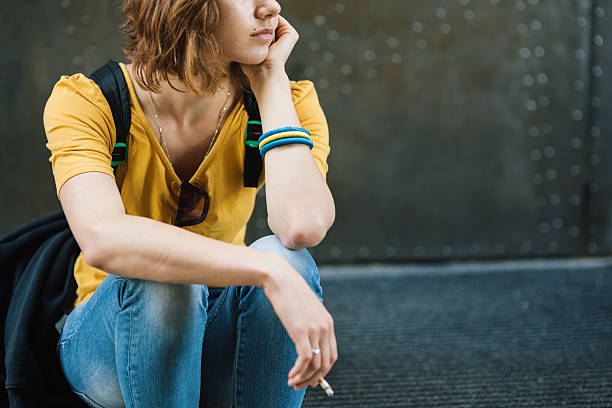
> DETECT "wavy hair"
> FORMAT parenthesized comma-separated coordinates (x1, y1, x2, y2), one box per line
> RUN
(122, 0, 248, 94)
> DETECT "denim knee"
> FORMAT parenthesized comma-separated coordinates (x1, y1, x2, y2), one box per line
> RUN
(119, 278, 208, 328)
(249, 235, 323, 300)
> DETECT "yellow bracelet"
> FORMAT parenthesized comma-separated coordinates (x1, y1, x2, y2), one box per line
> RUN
(258, 131, 312, 150)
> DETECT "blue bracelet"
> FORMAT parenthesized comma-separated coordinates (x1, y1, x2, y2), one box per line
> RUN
(260, 137, 314, 157)
(258, 126, 311, 144)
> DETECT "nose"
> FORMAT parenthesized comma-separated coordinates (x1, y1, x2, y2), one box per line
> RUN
(255, 0, 281, 19)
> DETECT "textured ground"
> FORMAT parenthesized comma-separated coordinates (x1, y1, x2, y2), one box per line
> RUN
(302, 258, 612, 407)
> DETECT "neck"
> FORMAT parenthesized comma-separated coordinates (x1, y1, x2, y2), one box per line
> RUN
(127, 63, 237, 128)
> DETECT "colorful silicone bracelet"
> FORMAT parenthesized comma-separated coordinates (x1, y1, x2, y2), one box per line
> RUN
(258, 131, 311, 150)
(260, 137, 314, 157)
(258, 126, 311, 144)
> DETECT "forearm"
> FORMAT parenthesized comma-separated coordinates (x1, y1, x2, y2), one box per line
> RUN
(87, 214, 279, 287)
(252, 72, 335, 248)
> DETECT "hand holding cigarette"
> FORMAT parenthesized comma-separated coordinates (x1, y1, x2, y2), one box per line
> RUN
(318, 377, 334, 397)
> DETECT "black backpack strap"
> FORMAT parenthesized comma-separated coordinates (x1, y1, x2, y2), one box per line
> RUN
(243, 92, 263, 188)
(89, 60, 131, 173)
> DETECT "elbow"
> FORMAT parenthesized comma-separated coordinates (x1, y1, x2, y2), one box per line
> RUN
(278, 217, 331, 249)
(80, 223, 113, 270)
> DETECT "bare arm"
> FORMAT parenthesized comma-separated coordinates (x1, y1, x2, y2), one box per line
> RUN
(60, 172, 281, 287)
(253, 73, 335, 250)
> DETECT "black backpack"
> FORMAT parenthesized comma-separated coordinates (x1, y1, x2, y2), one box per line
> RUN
(0, 60, 263, 407)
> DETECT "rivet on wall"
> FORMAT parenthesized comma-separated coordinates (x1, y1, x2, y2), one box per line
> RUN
(571, 109, 584, 121)
(570, 137, 583, 149)
(414, 246, 426, 256)
(549, 194, 560, 206)
(568, 226, 580, 237)
(314, 15, 326, 26)
(384, 246, 398, 257)
(329, 246, 342, 258)
(416, 39, 427, 49)
(592, 65, 603, 77)
(543, 146, 555, 157)
(520, 242, 532, 253)
(569, 164, 581, 176)
(592, 97, 602, 108)
(569, 195, 581, 206)
(537, 73, 548, 84)
(552, 217, 563, 229)
(358, 247, 370, 258)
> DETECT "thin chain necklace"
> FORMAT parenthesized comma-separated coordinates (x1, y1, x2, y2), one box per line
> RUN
(148, 85, 231, 173)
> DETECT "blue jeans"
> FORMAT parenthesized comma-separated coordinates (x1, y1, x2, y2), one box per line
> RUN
(56, 235, 323, 408)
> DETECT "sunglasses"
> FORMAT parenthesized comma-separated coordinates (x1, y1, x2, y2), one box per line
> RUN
(174, 181, 210, 227)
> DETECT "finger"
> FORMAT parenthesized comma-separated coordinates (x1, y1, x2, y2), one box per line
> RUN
(302, 332, 329, 388)
(289, 337, 320, 386)
(314, 333, 331, 384)
(278, 15, 293, 30)
(287, 337, 312, 385)
(291, 331, 324, 388)
(330, 320, 338, 364)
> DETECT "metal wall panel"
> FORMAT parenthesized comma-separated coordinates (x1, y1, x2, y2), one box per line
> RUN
(1, 0, 610, 263)
(247, 0, 612, 262)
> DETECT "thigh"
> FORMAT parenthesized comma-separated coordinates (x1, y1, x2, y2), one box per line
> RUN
(57, 274, 126, 408)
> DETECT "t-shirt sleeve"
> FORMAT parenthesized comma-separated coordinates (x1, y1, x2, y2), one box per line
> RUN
(43, 73, 117, 198)
(290, 80, 330, 181)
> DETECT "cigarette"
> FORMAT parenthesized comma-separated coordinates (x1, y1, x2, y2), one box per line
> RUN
(318, 377, 334, 397)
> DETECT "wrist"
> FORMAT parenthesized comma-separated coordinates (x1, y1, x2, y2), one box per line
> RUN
(249, 68, 289, 94)
(256, 252, 286, 290)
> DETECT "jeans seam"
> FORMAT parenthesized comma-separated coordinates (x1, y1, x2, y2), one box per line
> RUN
(71, 389, 107, 408)
(234, 314, 244, 408)
(127, 292, 137, 408)
(58, 279, 122, 345)
(206, 287, 229, 328)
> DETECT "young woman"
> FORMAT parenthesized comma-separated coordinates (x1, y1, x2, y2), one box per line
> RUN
(43, 0, 337, 406)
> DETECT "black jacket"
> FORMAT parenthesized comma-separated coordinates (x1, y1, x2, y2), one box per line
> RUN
(1, 210, 87, 407)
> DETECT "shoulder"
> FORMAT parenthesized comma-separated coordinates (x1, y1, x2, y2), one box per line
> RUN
(44, 73, 109, 120)
(43, 72, 115, 139)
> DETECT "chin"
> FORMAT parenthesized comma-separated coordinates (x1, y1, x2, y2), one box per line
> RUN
(236, 48, 270, 65)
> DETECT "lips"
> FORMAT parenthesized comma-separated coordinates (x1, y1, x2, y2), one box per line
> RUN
(250, 28, 274, 40)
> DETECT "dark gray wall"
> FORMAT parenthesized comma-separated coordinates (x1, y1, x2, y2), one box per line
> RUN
(1, 0, 611, 263)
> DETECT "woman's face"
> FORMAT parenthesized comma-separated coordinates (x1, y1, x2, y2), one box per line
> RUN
(215, 0, 281, 65)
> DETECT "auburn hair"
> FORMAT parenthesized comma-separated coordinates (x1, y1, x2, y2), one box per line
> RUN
(122, 0, 248, 95)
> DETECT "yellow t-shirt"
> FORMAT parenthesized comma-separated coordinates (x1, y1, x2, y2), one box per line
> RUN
(43, 63, 330, 308)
